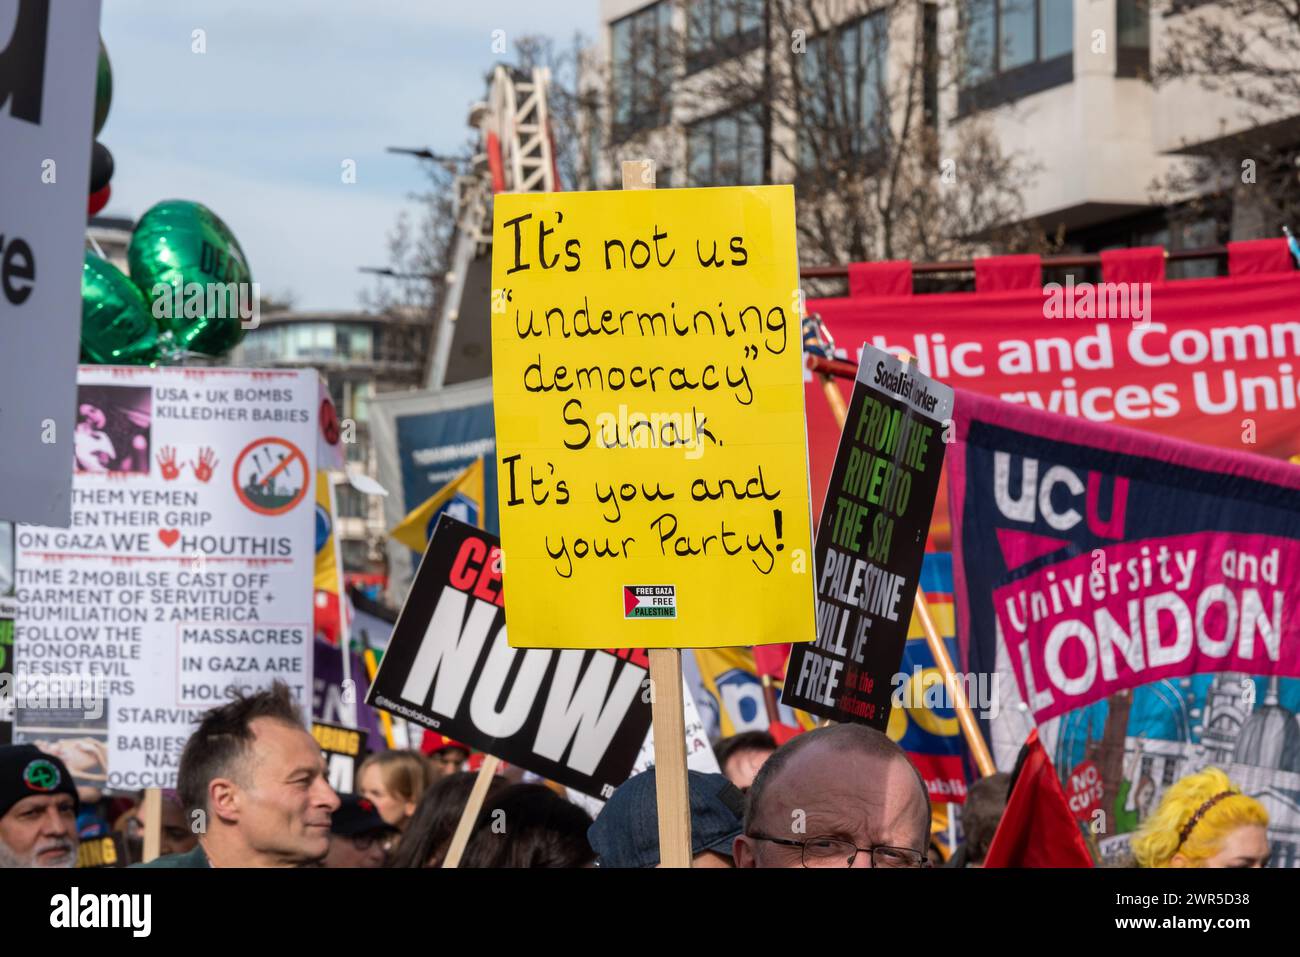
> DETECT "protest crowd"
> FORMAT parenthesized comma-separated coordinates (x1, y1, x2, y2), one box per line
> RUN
(0, 683, 1273, 868)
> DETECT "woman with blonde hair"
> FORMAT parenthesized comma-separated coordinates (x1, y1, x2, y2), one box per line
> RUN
(1131, 767, 1270, 868)
(357, 750, 429, 832)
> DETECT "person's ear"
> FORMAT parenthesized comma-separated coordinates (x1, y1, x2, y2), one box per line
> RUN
(404, 801, 417, 818)
(1169, 852, 1190, 868)
(733, 835, 758, 868)
(208, 778, 240, 824)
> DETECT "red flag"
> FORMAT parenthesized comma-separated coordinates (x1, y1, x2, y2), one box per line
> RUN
(768, 722, 803, 746)
(982, 730, 1095, 868)
(752, 643, 790, 680)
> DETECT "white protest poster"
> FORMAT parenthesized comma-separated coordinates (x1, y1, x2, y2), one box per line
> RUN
(13, 366, 317, 789)
(0, 0, 103, 526)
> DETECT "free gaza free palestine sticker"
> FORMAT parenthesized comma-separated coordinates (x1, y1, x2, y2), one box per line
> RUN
(623, 585, 676, 619)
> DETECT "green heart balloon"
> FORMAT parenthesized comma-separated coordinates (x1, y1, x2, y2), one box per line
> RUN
(81, 253, 160, 365)
(94, 37, 112, 135)
(127, 200, 253, 357)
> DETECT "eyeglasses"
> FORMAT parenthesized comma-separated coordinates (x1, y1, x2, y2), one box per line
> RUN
(748, 833, 929, 868)
(349, 832, 392, 852)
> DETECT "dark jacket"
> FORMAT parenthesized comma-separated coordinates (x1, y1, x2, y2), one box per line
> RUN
(132, 844, 209, 868)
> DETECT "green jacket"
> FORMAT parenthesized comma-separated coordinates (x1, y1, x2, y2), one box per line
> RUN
(132, 844, 210, 868)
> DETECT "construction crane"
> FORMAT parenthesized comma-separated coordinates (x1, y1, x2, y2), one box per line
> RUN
(424, 64, 561, 390)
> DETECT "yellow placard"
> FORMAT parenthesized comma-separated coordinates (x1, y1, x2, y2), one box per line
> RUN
(490, 185, 815, 649)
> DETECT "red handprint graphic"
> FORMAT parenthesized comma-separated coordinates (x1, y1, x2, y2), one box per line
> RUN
(157, 446, 181, 481)
(191, 447, 218, 483)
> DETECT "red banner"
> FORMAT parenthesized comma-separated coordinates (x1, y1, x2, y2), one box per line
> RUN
(806, 264, 1300, 547)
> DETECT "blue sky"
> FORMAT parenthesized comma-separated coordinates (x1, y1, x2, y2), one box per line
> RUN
(99, 1, 594, 310)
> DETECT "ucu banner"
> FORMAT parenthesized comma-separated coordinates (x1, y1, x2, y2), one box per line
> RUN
(950, 389, 1300, 725)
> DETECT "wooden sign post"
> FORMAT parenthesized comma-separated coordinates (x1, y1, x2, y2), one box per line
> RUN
(623, 158, 693, 869)
(140, 786, 162, 863)
(441, 753, 502, 869)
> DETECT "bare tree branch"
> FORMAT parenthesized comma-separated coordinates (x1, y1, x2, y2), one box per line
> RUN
(1151, 0, 1300, 234)
(642, 0, 1047, 268)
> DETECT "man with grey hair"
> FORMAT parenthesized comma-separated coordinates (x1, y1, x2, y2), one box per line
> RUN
(137, 681, 339, 868)
(733, 724, 932, 868)
(0, 744, 80, 868)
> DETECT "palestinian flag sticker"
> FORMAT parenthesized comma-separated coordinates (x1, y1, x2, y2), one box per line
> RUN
(624, 585, 676, 619)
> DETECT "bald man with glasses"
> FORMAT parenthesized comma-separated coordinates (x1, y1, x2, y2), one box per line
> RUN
(733, 724, 932, 869)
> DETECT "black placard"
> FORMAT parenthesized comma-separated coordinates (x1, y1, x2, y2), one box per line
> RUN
(77, 832, 129, 869)
(366, 516, 652, 799)
(311, 720, 368, 795)
(782, 345, 952, 727)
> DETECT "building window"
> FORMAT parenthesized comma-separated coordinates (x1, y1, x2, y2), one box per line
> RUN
(351, 381, 374, 425)
(611, 1, 674, 139)
(341, 539, 370, 572)
(336, 328, 354, 361)
(686, 0, 763, 74)
(1040, 0, 1072, 59)
(1160, 217, 1223, 280)
(337, 484, 368, 520)
(236, 325, 283, 365)
(799, 14, 888, 170)
(965, 0, 996, 85)
(960, 0, 1073, 113)
(233, 322, 374, 366)
(1116, 0, 1150, 78)
(1000, 0, 1035, 69)
(687, 106, 763, 186)
(278, 324, 334, 361)
(334, 325, 373, 362)
(1062, 208, 1227, 282)
(923, 2, 939, 128)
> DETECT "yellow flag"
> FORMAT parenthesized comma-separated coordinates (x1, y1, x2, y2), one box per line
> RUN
(314, 471, 338, 594)
(693, 647, 817, 738)
(389, 457, 485, 552)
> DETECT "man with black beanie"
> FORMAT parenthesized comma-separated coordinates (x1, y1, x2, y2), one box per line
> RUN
(0, 744, 80, 868)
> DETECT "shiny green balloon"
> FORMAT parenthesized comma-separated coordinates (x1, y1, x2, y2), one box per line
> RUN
(81, 253, 160, 365)
(95, 38, 112, 136)
(127, 200, 253, 357)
